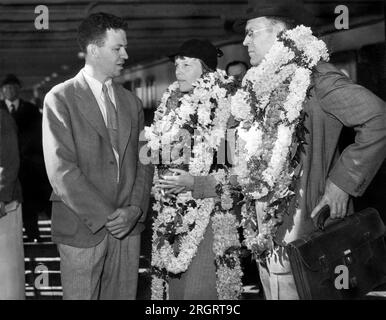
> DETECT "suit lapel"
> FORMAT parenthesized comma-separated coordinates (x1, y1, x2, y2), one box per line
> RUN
(113, 83, 132, 161)
(74, 71, 110, 145)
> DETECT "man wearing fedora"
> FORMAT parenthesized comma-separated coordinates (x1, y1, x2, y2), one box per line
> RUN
(235, 0, 386, 299)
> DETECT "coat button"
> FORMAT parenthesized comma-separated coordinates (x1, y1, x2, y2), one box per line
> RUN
(109, 161, 115, 165)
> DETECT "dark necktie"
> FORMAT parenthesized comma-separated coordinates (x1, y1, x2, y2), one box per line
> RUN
(9, 104, 15, 114)
(102, 84, 119, 153)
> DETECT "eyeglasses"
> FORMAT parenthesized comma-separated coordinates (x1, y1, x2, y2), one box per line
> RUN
(244, 27, 271, 39)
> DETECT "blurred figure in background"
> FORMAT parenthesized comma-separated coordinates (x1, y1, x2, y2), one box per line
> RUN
(0, 108, 25, 299)
(32, 86, 44, 114)
(225, 60, 249, 81)
(0, 74, 51, 242)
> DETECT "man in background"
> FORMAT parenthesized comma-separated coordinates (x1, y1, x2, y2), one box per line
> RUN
(226, 60, 249, 81)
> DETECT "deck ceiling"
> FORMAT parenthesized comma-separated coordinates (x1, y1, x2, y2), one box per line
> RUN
(0, 0, 384, 90)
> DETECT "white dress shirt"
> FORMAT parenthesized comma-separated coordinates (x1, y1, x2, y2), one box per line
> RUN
(5, 99, 20, 113)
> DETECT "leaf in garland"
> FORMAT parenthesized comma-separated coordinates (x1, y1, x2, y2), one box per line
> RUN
(167, 232, 176, 245)
(181, 123, 194, 135)
(175, 213, 183, 227)
(209, 97, 217, 105)
(215, 183, 223, 196)
(165, 222, 175, 235)
(189, 113, 198, 125)
(157, 237, 166, 250)
(152, 266, 167, 278)
(188, 221, 196, 232)
(156, 230, 164, 238)
(177, 202, 184, 209)
(214, 202, 222, 213)
(186, 200, 197, 208)
(172, 236, 182, 257)
(225, 246, 241, 255)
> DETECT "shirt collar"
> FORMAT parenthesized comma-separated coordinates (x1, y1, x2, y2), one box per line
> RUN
(5, 98, 20, 109)
(82, 69, 113, 98)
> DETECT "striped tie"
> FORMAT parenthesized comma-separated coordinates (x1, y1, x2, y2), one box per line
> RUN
(102, 83, 119, 153)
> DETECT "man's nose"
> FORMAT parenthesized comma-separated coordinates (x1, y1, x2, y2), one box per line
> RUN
(121, 48, 128, 59)
(243, 36, 249, 46)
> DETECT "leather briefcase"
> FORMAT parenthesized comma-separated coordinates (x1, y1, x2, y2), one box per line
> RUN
(287, 207, 386, 300)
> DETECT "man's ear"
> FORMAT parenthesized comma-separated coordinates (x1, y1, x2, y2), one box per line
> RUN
(87, 44, 99, 58)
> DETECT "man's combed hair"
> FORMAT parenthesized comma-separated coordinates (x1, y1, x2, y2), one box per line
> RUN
(77, 12, 128, 53)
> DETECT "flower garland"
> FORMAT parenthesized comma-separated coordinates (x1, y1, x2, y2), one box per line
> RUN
(230, 25, 329, 258)
(211, 169, 244, 299)
(145, 70, 243, 300)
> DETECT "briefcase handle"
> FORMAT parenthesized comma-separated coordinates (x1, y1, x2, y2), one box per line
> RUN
(315, 205, 333, 231)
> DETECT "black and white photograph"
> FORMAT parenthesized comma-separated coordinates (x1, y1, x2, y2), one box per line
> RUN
(1, 0, 386, 308)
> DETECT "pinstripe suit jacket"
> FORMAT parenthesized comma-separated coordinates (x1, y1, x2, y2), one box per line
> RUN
(43, 70, 154, 248)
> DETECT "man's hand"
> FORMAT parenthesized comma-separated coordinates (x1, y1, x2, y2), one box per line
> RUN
(105, 206, 142, 239)
(311, 179, 349, 220)
(0, 202, 6, 218)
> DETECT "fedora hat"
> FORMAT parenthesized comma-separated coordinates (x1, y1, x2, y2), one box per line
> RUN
(233, 0, 317, 33)
(1, 74, 21, 87)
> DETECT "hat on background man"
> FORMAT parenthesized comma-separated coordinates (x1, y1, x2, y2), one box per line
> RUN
(171, 39, 224, 71)
(1, 74, 22, 87)
(233, 0, 317, 33)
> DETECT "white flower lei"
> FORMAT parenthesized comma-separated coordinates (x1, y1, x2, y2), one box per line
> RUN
(146, 70, 243, 300)
(231, 26, 329, 257)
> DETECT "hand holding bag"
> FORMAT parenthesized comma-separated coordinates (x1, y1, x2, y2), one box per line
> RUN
(287, 207, 386, 299)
